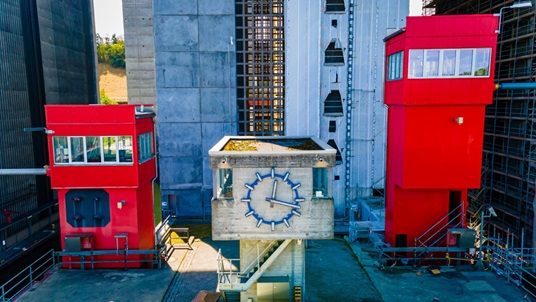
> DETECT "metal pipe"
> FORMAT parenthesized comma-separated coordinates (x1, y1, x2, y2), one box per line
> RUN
(496, 82, 536, 90)
(0, 168, 47, 175)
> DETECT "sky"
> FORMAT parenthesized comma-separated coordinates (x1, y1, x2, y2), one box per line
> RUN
(93, 0, 124, 37)
(92, 0, 422, 37)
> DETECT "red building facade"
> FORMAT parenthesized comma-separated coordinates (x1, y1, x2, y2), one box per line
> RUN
(45, 105, 156, 268)
(383, 15, 498, 248)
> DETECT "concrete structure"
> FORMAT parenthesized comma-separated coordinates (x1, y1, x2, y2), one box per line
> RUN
(0, 0, 97, 273)
(122, 0, 157, 106)
(209, 136, 335, 301)
(122, 0, 409, 220)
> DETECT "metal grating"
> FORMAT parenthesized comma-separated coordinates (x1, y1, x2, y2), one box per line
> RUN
(235, 0, 285, 136)
(431, 0, 536, 247)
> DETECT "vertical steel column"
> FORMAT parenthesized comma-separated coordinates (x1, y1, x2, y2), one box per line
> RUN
(344, 0, 355, 210)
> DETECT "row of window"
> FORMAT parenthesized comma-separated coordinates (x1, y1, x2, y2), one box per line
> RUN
(216, 168, 330, 199)
(53, 134, 153, 165)
(387, 48, 492, 80)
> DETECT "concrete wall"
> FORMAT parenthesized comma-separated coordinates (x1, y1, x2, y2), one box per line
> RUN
(37, 0, 98, 104)
(285, 0, 409, 217)
(122, 0, 157, 106)
(240, 240, 304, 302)
(153, 0, 237, 218)
(212, 167, 334, 240)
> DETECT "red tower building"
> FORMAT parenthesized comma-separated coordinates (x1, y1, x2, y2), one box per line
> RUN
(45, 105, 156, 268)
(383, 15, 498, 249)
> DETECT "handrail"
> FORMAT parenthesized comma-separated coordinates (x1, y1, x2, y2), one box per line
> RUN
(217, 240, 280, 286)
(417, 212, 463, 248)
(416, 201, 464, 244)
(1, 249, 55, 302)
(241, 241, 279, 276)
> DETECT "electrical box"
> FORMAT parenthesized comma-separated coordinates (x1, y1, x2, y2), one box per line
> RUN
(447, 228, 476, 249)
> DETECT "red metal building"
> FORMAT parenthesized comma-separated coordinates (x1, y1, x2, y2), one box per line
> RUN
(45, 104, 156, 268)
(383, 15, 498, 249)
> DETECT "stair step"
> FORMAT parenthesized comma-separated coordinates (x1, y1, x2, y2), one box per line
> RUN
(223, 291, 240, 302)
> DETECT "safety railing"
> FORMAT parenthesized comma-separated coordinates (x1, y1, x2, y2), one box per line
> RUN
(217, 240, 280, 288)
(55, 248, 164, 270)
(1, 249, 55, 302)
(0, 201, 59, 252)
(413, 201, 465, 258)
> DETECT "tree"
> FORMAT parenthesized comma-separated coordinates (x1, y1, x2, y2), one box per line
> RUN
(96, 34, 125, 68)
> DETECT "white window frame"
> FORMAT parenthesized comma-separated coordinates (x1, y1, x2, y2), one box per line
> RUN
(408, 48, 491, 79)
(53, 136, 133, 166)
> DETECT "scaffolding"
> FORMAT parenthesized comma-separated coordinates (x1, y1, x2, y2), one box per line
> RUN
(423, 0, 536, 249)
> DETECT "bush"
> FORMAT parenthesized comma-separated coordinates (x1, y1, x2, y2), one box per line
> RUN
(100, 89, 118, 105)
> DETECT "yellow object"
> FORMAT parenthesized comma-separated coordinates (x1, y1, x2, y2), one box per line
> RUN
(431, 269, 441, 275)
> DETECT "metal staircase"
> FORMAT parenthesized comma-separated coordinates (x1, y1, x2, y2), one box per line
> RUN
(414, 202, 465, 258)
(217, 239, 292, 293)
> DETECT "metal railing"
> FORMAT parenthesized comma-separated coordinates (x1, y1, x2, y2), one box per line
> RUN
(1, 249, 55, 302)
(415, 201, 465, 250)
(55, 249, 163, 270)
(0, 201, 59, 252)
(217, 240, 279, 287)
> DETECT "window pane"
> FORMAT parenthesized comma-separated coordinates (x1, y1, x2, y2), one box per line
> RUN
(424, 50, 439, 77)
(70, 137, 85, 162)
(313, 168, 328, 197)
(474, 48, 490, 76)
(53, 137, 68, 164)
(442, 50, 456, 76)
(86, 136, 101, 163)
(218, 169, 233, 198)
(458, 49, 473, 76)
(103, 136, 118, 162)
(396, 51, 403, 79)
(118, 136, 133, 162)
(387, 51, 403, 80)
(408, 50, 424, 78)
(138, 132, 153, 163)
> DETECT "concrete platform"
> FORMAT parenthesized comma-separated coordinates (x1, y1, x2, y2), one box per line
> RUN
(15, 233, 530, 302)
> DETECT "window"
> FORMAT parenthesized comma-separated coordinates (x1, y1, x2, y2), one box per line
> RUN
(118, 136, 133, 162)
(137, 132, 153, 163)
(458, 49, 473, 76)
(313, 168, 328, 198)
(52, 136, 133, 165)
(70, 137, 84, 162)
(441, 50, 456, 76)
(54, 137, 68, 164)
(387, 51, 403, 81)
(103, 136, 118, 162)
(424, 50, 439, 77)
(408, 50, 424, 78)
(236, 0, 285, 136)
(327, 139, 343, 165)
(217, 169, 233, 198)
(329, 121, 336, 133)
(408, 48, 491, 79)
(325, 0, 345, 13)
(325, 39, 344, 65)
(324, 90, 343, 116)
(86, 136, 101, 163)
(474, 48, 491, 76)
